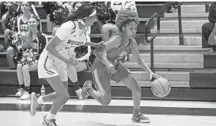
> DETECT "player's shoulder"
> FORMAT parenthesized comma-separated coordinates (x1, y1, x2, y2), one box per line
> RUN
(61, 20, 77, 29)
(101, 23, 118, 36)
(57, 21, 78, 35)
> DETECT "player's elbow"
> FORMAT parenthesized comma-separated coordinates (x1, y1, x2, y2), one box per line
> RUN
(46, 37, 58, 52)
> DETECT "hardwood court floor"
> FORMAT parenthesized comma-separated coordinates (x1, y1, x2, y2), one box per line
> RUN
(0, 111, 216, 126)
(0, 97, 215, 126)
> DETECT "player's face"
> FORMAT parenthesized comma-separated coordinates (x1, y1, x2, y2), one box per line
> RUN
(123, 21, 138, 38)
(85, 15, 97, 26)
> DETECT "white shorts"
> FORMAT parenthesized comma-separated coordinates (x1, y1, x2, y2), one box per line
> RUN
(38, 50, 68, 82)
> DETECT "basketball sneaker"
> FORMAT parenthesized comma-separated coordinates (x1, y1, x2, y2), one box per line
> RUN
(20, 91, 30, 100)
(30, 92, 40, 116)
(15, 88, 24, 97)
(81, 80, 92, 99)
(132, 112, 150, 123)
(75, 88, 84, 100)
(42, 115, 57, 126)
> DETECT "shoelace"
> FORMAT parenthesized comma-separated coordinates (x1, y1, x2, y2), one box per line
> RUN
(50, 119, 58, 126)
(137, 113, 148, 120)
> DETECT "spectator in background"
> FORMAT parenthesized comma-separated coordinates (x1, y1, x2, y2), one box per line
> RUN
(207, 24, 216, 50)
(1, 2, 18, 49)
(15, 15, 47, 100)
(6, 2, 39, 69)
(202, 2, 216, 51)
(72, 2, 82, 12)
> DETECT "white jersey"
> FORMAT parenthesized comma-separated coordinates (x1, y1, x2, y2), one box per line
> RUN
(38, 20, 90, 81)
(48, 20, 89, 60)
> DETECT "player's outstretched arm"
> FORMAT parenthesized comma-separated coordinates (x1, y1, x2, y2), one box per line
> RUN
(94, 35, 121, 66)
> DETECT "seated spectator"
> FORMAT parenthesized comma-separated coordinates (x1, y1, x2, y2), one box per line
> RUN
(70, 2, 83, 15)
(6, 1, 38, 69)
(15, 15, 47, 100)
(208, 23, 216, 50)
(166, 2, 178, 13)
(42, 2, 70, 36)
(202, 2, 216, 51)
(1, 2, 18, 49)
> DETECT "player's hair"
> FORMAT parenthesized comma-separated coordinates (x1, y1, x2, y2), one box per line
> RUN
(65, 3, 95, 22)
(95, 2, 116, 24)
(115, 9, 139, 31)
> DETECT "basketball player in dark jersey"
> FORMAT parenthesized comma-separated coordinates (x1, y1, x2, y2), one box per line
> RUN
(82, 8, 159, 123)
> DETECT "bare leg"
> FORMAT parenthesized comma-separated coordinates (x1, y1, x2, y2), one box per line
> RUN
(15, 63, 24, 96)
(119, 75, 150, 123)
(45, 76, 69, 115)
(6, 46, 16, 68)
(22, 63, 37, 87)
(67, 62, 87, 99)
(119, 75, 141, 111)
(17, 64, 24, 85)
(82, 68, 112, 105)
(42, 81, 68, 102)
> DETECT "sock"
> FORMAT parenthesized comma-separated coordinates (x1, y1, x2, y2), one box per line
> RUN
(46, 112, 56, 120)
(73, 81, 81, 91)
(24, 86, 30, 93)
(133, 108, 140, 116)
(20, 84, 25, 89)
(37, 96, 44, 105)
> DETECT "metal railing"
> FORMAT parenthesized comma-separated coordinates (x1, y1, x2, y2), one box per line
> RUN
(144, 2, 183, 72)
(174, 2, 184, 45)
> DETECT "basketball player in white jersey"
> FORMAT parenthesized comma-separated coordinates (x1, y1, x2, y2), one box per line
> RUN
(30, 4, 104, 126)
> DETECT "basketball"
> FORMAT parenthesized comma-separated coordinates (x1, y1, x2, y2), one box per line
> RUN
(151, 77, 171, 98)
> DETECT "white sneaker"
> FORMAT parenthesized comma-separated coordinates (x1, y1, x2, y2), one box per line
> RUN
(81, 80, 92, 99)
(20, 91, 30, 100)
(75, 88, 83, 100)
(30, 92, 40, 116)
(15, 88, 24, 97)
(42, 115, 58, 126)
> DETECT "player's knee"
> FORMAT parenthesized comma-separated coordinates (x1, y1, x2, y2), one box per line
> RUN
(100, 95, 111, 105)
(135, 82, 141, 92)
(135, 85, 141, 94)
(63, 93, 70, 102)
(101, 99, 111, 105)
(58, 92, 70, 103)
(131, 81, 141, 93)
(17, 64, 22, 69)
